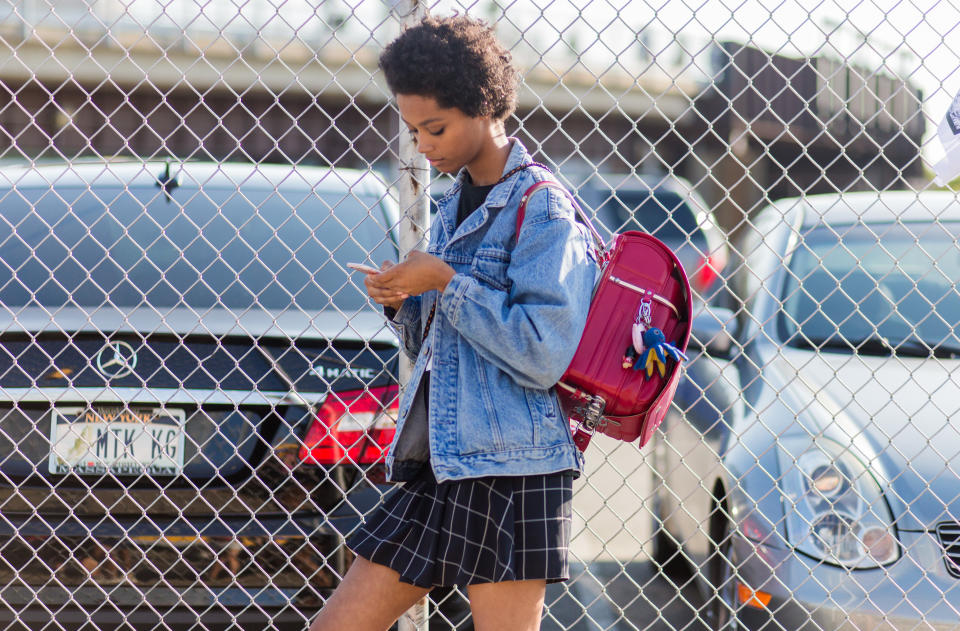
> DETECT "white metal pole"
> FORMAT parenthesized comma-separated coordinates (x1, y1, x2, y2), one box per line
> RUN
(395, 0, 431, 270)
(393, 2, 430, 630)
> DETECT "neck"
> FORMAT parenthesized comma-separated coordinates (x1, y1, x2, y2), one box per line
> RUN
(465, 124, 511, 185)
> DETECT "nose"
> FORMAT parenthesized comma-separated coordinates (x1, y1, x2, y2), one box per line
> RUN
(416, 135, 432, 154)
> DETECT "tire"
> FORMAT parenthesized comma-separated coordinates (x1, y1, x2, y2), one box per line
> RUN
(649, 470, 691, 579)
(707, 517, 739, 630)
(651, 523, 690, 579)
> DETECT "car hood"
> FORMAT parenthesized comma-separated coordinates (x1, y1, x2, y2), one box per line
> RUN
(768, 347, 960, 531)
(0, 306, 398, 344)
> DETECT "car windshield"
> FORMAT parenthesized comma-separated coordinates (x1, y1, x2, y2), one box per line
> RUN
(0, 185, 397, 310)
(779, 222, 960, 356)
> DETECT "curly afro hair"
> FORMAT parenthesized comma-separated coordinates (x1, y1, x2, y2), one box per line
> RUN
(379, 15, 518, 121)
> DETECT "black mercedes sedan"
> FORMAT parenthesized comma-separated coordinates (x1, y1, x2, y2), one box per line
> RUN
(0, 160, 403, 629)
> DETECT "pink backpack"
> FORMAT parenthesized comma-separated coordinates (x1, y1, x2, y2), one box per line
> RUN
(516, 181, 693, 451)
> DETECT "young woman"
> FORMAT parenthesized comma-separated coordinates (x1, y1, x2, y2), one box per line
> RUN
(309, 15, 597, 631)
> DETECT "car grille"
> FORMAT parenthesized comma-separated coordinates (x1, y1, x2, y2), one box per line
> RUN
(0, 533, 338, 591)
(936, 522, 960, 578)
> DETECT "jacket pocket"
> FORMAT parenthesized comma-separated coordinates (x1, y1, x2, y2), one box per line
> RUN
(456, 351, 506, 455)
(524, 387, 567, 447)
(470, 247, 511, 291)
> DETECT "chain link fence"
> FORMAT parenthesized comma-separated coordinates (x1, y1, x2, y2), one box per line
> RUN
(0, 0, 957, 629)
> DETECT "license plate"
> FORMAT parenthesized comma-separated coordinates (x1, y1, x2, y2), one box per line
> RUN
(49, 407, 186, 476)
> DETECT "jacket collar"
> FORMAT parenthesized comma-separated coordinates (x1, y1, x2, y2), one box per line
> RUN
(436, 138, 534, 245)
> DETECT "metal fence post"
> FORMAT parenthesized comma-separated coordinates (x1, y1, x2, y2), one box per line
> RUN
(393, 1, 430, 630)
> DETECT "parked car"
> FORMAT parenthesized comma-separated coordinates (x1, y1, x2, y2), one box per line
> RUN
(573, 172, 729, 303)
(432, 170, 729, 303)
(654, 191, 960, 629)
(0, 160, 408, 629)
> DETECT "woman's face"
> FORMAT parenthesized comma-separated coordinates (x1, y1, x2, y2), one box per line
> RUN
(396, 94, 493, 176)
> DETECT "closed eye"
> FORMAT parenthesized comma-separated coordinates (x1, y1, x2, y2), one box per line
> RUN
(407, 127, 444, 138)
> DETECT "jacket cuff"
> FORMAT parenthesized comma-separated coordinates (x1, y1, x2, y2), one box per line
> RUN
(390, 297, 419, 327)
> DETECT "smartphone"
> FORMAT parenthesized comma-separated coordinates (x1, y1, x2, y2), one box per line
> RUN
(347, 262, 381, 274)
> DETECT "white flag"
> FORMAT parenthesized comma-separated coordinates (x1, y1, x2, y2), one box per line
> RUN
(933, 89, 960, 186)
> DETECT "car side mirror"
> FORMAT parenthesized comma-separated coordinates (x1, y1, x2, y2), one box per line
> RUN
(689, 306, 738, 358)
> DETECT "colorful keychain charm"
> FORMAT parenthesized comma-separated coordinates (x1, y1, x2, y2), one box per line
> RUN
(634, 327, 688, 378)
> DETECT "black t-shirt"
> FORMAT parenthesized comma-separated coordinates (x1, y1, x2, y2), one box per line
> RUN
(456, 175, 495, 228)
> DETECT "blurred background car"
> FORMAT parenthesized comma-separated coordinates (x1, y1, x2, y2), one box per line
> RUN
(432, 170, 730, 303)
(652, 191, 960, 630)
(0, 160, 411, 629)
(573, 172, 729, 304)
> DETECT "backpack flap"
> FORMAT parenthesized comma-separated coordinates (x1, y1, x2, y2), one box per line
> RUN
(559, 231, 692, 448)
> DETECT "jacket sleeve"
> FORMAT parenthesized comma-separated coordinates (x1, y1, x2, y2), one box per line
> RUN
(438, 189, 597, 389)
(386, 294, 424, 363)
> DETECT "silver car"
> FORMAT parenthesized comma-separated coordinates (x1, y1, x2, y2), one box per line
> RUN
(574, 172, 729, 302)
(654, 191, 960, 629)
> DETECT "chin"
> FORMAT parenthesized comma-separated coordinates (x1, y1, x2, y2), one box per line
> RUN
(432, 159, 462, 175)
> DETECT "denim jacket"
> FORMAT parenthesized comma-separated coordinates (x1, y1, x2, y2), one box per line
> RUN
(385, 139, 598, 483)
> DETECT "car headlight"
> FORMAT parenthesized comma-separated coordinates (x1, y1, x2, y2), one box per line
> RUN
(778, 436, 899, 568)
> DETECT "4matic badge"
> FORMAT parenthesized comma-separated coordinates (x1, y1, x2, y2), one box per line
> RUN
(310, 362, 376, 381)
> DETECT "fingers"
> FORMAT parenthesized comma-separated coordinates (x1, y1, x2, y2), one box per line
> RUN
(365, 252, 448, 297)
(371, 264, 399, 284)
(368, 290, 408, 307)
(364, 273, 407, 305)
(368, 259, 412, 291)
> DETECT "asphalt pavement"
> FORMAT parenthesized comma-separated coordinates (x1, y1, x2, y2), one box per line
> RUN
(541, 436, 709, 631)
(544, 561, 709, 631)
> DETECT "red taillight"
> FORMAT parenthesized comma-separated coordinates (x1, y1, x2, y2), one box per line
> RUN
(299, 385, 399, 466)
(693, 254, 721, 292)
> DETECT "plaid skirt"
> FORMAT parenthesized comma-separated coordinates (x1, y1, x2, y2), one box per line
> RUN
(347, 465, 574, 587)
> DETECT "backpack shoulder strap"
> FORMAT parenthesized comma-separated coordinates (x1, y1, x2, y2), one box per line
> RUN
(515, 181, 606, 255)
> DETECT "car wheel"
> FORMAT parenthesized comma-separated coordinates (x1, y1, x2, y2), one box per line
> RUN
(651, 523, 690, 579)
(707, 517, 739, 630)
(649, 468, 690, 579)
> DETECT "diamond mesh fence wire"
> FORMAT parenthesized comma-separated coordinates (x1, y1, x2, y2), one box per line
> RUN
(0, 0, 958, 629)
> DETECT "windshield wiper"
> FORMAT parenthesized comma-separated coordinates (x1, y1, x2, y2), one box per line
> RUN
(821, 335, 901, 355)
(925, 341, 960, 358)
(790, 335, 884, 354)
(879, 332, 960, 358)
(797, 334, 960, 358)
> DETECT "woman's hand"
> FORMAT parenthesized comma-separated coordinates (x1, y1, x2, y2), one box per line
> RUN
(362, 260, 407, 311)
(365, 251, 455, 310)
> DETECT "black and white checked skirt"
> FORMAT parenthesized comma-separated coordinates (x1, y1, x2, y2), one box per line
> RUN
(347, 466, 574, 587)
